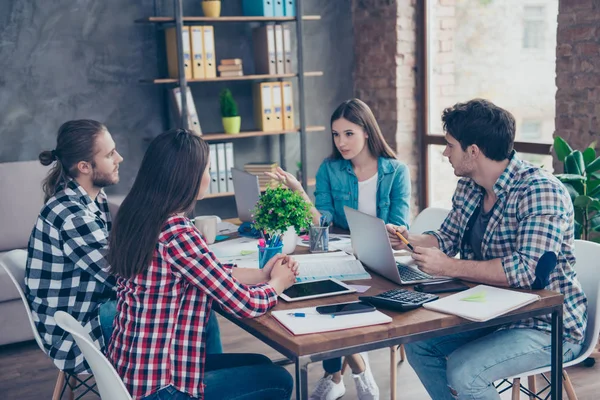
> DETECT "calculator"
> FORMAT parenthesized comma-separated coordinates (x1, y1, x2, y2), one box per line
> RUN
(359, 288, 439, 312)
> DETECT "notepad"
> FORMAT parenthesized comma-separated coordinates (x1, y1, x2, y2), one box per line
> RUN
(271, 306, 392, 335)
(293, 252, 371, 282)
(423, 285, 541, 322)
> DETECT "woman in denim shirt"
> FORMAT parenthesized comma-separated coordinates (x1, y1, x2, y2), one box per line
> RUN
(267, 99, 411, 400)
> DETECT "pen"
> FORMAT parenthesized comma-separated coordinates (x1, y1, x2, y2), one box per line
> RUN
(287, 312, 335, 318)
(394, 230, 415, 252)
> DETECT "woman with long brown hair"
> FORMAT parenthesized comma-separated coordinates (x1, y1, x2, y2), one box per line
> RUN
(268, 98, 412, 400)
(107, 129, 298, 400)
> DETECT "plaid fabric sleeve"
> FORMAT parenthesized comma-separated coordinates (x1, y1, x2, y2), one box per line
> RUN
(501, 182, 570, 288)
(60, 214, 114, 288)
(429, 189, 464, 256)
(167, 230, 278, 318)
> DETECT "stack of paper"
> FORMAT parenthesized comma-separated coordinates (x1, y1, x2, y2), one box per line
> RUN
(271, 306, 392, 335)
(292, 252, 371, 282)
(423, 285, 541, 322)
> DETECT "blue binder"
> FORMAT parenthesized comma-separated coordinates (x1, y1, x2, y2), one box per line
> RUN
(242, 0, 274, 17)
(273, 0, 285, 16)
(284, 0, 296, 17)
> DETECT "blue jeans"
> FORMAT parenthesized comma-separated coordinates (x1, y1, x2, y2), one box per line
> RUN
(405, 327, 582, 400)
(142, 354, 293, 400)
(98, 300, 223, 354)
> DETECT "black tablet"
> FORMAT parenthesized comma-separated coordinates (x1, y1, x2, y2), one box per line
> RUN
(279, 278, 356, 302)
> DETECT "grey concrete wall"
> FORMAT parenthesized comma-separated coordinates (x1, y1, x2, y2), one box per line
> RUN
(0, 0, 353, 218)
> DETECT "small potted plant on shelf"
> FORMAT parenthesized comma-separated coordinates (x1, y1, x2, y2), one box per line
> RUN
(252, 185, 312, 254)
(202, 0, 221, 18)
(219, 88, 241, 134)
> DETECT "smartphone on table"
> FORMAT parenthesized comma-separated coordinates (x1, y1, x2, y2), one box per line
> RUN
(316, 301, 376, 316)
(413, 280, 469, 294)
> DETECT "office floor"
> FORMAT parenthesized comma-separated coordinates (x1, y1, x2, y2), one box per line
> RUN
(0, 315, 598, 400)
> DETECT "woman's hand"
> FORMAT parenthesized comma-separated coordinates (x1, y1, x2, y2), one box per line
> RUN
(264, 167, 303, 192)
(268, 255, 298, 293)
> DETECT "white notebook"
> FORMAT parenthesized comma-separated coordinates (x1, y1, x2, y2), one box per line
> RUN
(423, 285, 541, 322)
(271, 306, 392, 336)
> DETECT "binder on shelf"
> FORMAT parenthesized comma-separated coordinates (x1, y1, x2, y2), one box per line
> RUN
(225, 142, 235, 192)
(284, 0, 296, 17)
(202, 26, 217, 78)
(282, 25, 293, 73)
(271, 81, 284, 131)
(216, 143, 227, 193)
(171, 87, 202, 136)
(165, 26, 192, 79)
(242, 0, 274, 17)
(253, 82, 275, 131)
(281, 81, 295, 130)
(190, 26, 205, 79)
(252, 25, 276, 75)
(209, 144, 219, 194)
(274, 25, 285, 75)
(273, 0, 285, 17)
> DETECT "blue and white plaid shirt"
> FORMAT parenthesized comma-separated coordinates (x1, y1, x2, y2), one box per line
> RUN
(431, 152, 587, 344)
(25, 179, 115, 374)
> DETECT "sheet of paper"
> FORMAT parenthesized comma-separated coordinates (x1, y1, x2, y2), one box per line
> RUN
(209, 237, 259, 268)
(217, 221, 239, 235)
(347, 284, 371, 293)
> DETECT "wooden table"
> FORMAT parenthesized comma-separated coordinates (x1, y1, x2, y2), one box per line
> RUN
(217, 265, 564, 399)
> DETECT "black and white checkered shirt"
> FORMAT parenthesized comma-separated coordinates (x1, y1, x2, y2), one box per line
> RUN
(25, 179, 115, 374)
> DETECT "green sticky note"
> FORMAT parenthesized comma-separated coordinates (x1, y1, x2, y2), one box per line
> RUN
(240, 250, 256, 256)
(460, 291, 487, 302)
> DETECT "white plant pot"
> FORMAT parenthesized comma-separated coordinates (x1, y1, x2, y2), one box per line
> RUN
(281, 226, 298, 255)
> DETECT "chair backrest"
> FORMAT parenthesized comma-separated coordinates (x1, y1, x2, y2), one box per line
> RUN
(410, 207, 451, 234)
(0, 249, 47, 352)
(572, 240, 600, 359)
(54, 311, 132, 400)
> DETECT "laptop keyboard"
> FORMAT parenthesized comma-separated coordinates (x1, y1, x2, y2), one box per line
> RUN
(397, 263, 433, 281)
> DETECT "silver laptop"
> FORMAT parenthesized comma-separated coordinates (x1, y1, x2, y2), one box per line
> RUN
(232, 168, 261, 223)
(344, 206, 449, 285)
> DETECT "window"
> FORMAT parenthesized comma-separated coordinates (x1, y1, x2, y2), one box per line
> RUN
(520, 120, 542, 140)
(422, 0, 558, 207)
(523, 6, 545, 50)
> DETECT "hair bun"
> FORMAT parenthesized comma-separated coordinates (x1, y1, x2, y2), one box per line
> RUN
(39, 150, 57, 166)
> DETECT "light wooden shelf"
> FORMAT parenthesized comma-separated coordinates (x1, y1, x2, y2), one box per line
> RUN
(136, 16, 321, 23)
(203, 178, 316, 199)
(141, 72, 323, 84)
(202, 126, 326, 141)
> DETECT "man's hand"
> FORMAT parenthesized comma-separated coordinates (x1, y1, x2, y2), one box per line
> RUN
(411, 246, 453, 277)
(386, 224, 410, 251)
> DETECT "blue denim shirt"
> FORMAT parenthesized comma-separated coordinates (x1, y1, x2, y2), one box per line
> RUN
(314, 157, 411, 230)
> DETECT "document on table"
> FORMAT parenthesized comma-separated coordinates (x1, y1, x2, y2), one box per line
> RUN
(292, 252, 371, 282)
(209, 237, 259, 269)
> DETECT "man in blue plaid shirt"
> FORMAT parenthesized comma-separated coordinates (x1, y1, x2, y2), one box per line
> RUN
(387, 99, 587, 399)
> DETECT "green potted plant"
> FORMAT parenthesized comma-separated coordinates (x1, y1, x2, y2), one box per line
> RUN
(219, 88, 241, 134)
(202, 0, 221, 18)
(553, 136, 600, 241)
(252, 185, 312, 254)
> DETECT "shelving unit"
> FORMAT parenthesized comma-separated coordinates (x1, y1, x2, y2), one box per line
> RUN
(139, 0, 320, 198)
(203, 178, 316, 200)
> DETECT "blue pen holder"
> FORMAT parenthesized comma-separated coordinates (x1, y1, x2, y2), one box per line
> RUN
(258, 245, 283, 269)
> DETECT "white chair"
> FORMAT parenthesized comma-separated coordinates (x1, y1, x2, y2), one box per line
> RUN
(0, 249, 99, 400)
(503, 239, 600, 399)
(54, 311, 131, 400)
(389, 207, 451, 399)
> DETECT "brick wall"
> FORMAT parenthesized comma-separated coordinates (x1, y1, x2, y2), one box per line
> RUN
(352, 0, 420, 215)
(555, 0, 600, 170)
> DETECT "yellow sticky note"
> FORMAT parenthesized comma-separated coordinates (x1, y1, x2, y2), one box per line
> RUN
(460, 291, 487, 302)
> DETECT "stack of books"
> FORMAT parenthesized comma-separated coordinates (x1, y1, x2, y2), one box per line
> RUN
(218, 58, 243, 77)
(244, 162, 278, 188)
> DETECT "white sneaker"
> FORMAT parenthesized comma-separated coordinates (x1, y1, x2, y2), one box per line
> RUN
(309, 375, 346, 400)
(352, 352, 379, 400)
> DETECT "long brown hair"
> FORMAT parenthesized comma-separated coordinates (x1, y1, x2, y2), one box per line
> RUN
(329, 98, 396, 160)
(39, 120, 106, 201)
(108, 129, 210, 278)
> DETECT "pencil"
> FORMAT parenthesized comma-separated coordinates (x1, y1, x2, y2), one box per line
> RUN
(394, 230, 415, 252)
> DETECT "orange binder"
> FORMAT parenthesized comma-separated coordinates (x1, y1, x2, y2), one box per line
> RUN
(281, 81, 295, 130)
(165, 26, 192, 79)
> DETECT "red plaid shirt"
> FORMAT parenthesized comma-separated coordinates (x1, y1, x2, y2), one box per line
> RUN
(107, 216, 278, 399)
